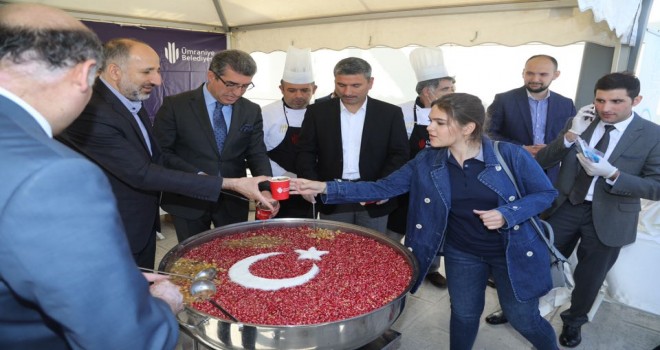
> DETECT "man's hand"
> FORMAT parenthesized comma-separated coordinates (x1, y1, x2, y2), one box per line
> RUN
(260, 191, 280, 216)
(149, 279, 184, 314)
(142, 272, 169, 283)
(577, 153, 618, 179)
(523, 144, 546, 157)
(568, 104, 596, 136)
(473, 209, 505, 230)
(222, 176, 272, 209)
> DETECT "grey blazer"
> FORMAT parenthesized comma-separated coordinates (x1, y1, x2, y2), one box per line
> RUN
(0, 95, 178, 349)
(536, 114, 660, 247)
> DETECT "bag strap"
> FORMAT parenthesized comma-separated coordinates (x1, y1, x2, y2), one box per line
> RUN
(493, 141, 567, 263)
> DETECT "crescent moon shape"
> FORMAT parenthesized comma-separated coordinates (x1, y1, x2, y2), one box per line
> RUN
(228, 252, 320, 291)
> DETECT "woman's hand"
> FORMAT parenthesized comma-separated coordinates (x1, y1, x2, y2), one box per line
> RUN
(290, 178, 327, 196)
(473, 209, 505, 230)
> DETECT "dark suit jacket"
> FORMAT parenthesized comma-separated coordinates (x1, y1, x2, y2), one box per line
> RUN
(58, 79, 221, 253)
(0, 95, 177, 349)
(487, 86, 576, 182)
(296, 97, 409, 216)
(153, 84, 272, 219)
(536, 114, 660, 247)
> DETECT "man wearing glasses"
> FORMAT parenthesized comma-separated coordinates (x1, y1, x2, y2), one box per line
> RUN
(154, 50, 275, 242)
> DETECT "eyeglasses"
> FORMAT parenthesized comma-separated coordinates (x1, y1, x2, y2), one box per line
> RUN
(214, 72, 255, 92)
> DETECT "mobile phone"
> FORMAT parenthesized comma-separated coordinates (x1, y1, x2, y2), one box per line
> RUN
(575, 137, 603, 162)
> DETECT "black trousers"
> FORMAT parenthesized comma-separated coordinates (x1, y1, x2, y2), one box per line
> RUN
(133, 229, 157, 269)
(546, 201, 621, 327)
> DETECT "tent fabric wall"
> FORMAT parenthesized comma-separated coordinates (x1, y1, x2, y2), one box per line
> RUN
(232, 7, 617, 53)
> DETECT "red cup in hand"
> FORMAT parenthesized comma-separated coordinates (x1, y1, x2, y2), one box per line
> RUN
(270, 176, 290, 200)
(255, 202, 273, 220)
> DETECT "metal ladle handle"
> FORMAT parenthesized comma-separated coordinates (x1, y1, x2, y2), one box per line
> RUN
(139, 267, 194, 280)
(208, 299, 239, 322)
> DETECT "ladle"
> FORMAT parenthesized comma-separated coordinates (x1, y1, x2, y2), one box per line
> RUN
(139, 267, 217, 281)
(190, 280, 239, 322)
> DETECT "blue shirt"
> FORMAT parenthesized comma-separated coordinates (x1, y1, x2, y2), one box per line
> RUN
(446, 152, 504, 257)
(203, 83, 232, 131)
(528, 91, 550, 144)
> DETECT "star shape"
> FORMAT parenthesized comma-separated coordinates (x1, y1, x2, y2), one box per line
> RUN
(295, 247, 329, 261)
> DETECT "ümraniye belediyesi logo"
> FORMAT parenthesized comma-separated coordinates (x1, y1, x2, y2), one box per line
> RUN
(164, 42, 180, 64)
(164, 42, 216, 64)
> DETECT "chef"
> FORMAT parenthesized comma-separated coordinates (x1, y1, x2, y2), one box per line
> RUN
(262, 46, 317, 218)
(388, 47, 456, 288)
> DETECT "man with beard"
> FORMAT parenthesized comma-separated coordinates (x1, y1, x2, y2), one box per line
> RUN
(59, 38, 272, 268)
(487, 54, 576, 183)
(262, 46, 317, 218)
(484, 54, 576, 325)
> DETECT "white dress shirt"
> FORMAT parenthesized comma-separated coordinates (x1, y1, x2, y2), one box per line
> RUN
(340, 99, 367, 180)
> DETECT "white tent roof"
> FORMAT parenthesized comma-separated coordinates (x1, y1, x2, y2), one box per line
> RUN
(0, 0, 624, 52)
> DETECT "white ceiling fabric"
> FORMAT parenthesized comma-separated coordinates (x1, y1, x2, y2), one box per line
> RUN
(0, 0, 622, 52)
(577, 0, 643, 44)
(232, 6, 616, 52)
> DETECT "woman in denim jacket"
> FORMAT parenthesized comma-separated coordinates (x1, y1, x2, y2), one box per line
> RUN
(292, 93, 559, 350)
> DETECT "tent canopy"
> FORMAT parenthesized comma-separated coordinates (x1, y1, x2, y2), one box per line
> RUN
(0, 0, 622, 52)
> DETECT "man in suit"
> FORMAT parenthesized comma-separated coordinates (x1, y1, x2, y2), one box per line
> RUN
(0, 4, 181, 348)
(262, 46, 317, 218)
(296, 57, 409, 233)
(58, 39, 272, 268)
(536, 72, 660, 347)
(154, 49, 275, 242)
(484, 54, 576, 325)
(487, 54, 576, 183)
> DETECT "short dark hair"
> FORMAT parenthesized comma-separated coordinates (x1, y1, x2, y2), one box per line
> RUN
(333, 57, 371, 79)
(209, 49, 257, 77)
(594, 72, 640, 99)
(0, 24, 103, 70)
(101, 38, 147, 71)
(526, 54, 558, 70)
(415, 77, 456, 95)
(431, 93, 485, 143)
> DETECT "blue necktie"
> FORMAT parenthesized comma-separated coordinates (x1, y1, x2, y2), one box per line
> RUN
(213, 102, 228, 154)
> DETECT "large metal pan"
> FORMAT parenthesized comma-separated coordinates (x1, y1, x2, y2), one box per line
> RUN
(159, 218, 419, 350)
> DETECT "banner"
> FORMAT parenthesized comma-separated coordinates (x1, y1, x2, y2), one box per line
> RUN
(84, 21, 226, 119)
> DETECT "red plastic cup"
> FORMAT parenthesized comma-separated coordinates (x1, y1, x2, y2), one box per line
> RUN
(255, 202, 273, 220)
(270, 176, 290, 200)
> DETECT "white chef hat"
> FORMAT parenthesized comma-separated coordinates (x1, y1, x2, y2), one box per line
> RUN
(282, 46, 314, 84)
(409, 47, 450, 82)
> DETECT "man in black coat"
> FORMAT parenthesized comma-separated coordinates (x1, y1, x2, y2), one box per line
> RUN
(296, 57, 409, 233)
(59, 39, 271, 268)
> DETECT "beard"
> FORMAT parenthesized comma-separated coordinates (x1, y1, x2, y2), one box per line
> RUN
(119, 80, 151, 101)
(525, 83, 549, 94)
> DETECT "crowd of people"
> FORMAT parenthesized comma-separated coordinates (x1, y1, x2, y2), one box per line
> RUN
(1, 2, 659, 350)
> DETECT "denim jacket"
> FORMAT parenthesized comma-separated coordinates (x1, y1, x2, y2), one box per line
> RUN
(325, 137, 558, 302)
